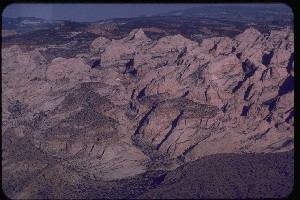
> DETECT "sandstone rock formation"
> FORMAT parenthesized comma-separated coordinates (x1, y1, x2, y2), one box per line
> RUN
(2, 26, 294, 190)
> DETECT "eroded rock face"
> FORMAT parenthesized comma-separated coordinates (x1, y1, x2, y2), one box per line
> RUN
(2, 27, 294, 182)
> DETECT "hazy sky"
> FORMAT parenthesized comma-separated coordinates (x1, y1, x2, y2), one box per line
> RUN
(3, 3, 292, 22)
(3, 3, 203, 22)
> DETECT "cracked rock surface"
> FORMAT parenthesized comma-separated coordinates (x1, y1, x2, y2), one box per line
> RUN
(2, 27, 294, 198)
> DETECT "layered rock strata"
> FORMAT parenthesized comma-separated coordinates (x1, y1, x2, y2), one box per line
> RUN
(2, 27, 294, 182)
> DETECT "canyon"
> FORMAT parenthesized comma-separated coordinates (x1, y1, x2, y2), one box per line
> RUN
(2, 20, 294, 198)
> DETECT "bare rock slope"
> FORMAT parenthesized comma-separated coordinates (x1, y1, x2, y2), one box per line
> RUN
(2, 27, 294, 197)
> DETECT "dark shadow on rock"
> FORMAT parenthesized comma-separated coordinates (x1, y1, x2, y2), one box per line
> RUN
(91, 59, 101, 68)
(278, 76, 294, 96)
(262, 50, 273, 66)
(240, 104, 251, 117)
(287, 53, 294, 74)
(137, 87, 146, 99)
(244, 83, 254, 100)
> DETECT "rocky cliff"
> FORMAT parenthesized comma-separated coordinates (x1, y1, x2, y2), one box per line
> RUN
(2, 26, 294, 194)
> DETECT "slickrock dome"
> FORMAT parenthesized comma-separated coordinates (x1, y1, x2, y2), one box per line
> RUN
(2, 26, 294, 198)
